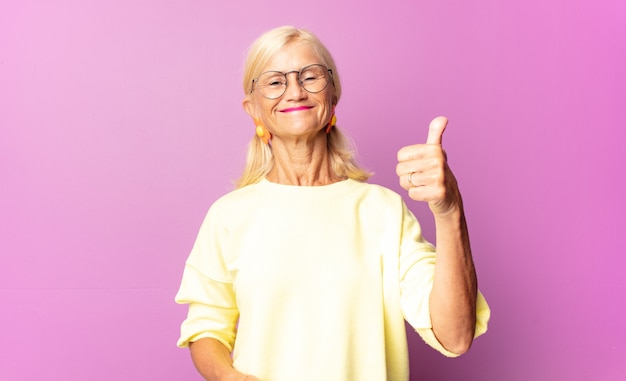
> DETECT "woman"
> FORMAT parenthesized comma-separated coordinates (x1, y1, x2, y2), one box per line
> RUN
(175, 26, 490, 381)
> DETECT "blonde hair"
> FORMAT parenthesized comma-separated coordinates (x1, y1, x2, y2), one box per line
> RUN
(236, 26, 371, 188)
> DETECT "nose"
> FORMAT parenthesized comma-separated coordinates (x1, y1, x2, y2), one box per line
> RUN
(284, 72, 307, 100)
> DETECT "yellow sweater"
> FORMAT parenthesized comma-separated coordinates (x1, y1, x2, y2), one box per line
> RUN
(176, 179, 489, 381)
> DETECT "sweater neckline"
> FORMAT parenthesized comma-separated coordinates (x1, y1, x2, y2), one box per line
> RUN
(258, 177, 361, 197)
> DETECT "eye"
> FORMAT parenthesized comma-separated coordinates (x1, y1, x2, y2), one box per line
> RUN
(302, 73, 320, 82)
(301, 66, 326, 82)
(268, 79, 284, 87)
(258, 72, 286, 88)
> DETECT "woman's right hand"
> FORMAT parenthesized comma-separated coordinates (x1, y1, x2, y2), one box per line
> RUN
(189, 338, 260, 381)
(225, 372, 260, 381)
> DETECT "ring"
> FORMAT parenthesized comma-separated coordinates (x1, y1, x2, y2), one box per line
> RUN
(407, 172, 416, 186)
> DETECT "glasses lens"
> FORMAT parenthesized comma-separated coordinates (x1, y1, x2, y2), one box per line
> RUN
(300, 65, 329, 93)
(255, 71, 287, 99)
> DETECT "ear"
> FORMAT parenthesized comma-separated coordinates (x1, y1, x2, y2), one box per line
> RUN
(242, 97, 257, 118)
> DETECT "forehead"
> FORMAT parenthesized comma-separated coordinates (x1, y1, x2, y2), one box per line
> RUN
(262, 42, 324, 73)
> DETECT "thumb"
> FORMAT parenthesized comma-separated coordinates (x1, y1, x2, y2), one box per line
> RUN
(426, 116, 448, 145)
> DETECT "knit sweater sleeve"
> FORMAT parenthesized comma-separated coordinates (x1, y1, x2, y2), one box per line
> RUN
(175, 203, 239, 351)
(398, 202, 490, 357)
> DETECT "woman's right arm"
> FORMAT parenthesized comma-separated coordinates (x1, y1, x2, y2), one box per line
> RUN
(189, 338, 258, 381)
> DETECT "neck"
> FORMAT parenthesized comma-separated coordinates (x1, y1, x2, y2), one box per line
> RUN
(267, 134, 342, 186)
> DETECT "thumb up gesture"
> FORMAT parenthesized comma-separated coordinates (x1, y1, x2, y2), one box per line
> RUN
(396, 116, 463, 216)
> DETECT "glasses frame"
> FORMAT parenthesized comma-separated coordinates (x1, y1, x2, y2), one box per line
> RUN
(251, 64, 334, 99)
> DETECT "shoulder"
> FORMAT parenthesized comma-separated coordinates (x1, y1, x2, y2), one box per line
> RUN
(193, 182, 269, 233)
(350, 181, 404, 204)
(209, 181, 266, 213)
(335, 181, 412, 221)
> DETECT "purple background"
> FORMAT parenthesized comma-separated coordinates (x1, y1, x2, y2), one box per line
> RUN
(1, 1, 624, 380)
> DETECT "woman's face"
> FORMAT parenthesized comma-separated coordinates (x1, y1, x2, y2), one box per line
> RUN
(244, 42, 336, 142)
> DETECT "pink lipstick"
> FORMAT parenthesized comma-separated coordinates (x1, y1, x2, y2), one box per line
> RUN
(280, 106, 312, 113)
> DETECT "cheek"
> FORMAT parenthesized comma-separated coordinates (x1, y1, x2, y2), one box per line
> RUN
(317, 91, 334, 110)
(258, 100, 278, 118)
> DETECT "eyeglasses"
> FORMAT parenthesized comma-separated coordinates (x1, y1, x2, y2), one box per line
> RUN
(251, 64, 333, 99)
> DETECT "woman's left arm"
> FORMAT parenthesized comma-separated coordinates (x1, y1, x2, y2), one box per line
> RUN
(396, 116, 477, 355)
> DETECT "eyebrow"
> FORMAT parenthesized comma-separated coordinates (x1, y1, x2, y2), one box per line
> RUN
(259, 63, 326, 75)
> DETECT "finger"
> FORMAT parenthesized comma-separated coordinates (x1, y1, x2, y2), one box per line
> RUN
(426, 116, 448, 145)
(400, 170, 419, 190)
(397, 144, 431, 162)
(397, 143, 420, 162)
(396, 160, 430, 177)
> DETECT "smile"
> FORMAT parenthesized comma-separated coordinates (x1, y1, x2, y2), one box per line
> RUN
(280, 106, 313, 113)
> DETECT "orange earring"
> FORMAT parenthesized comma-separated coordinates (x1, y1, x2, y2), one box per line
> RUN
(326, 107, 337, 134)
(254, 118, 271, 144)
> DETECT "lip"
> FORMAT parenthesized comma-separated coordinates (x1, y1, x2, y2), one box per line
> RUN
(280, 106, 313, 113)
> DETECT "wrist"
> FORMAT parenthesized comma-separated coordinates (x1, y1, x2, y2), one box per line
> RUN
(432, 203, 463, 220)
